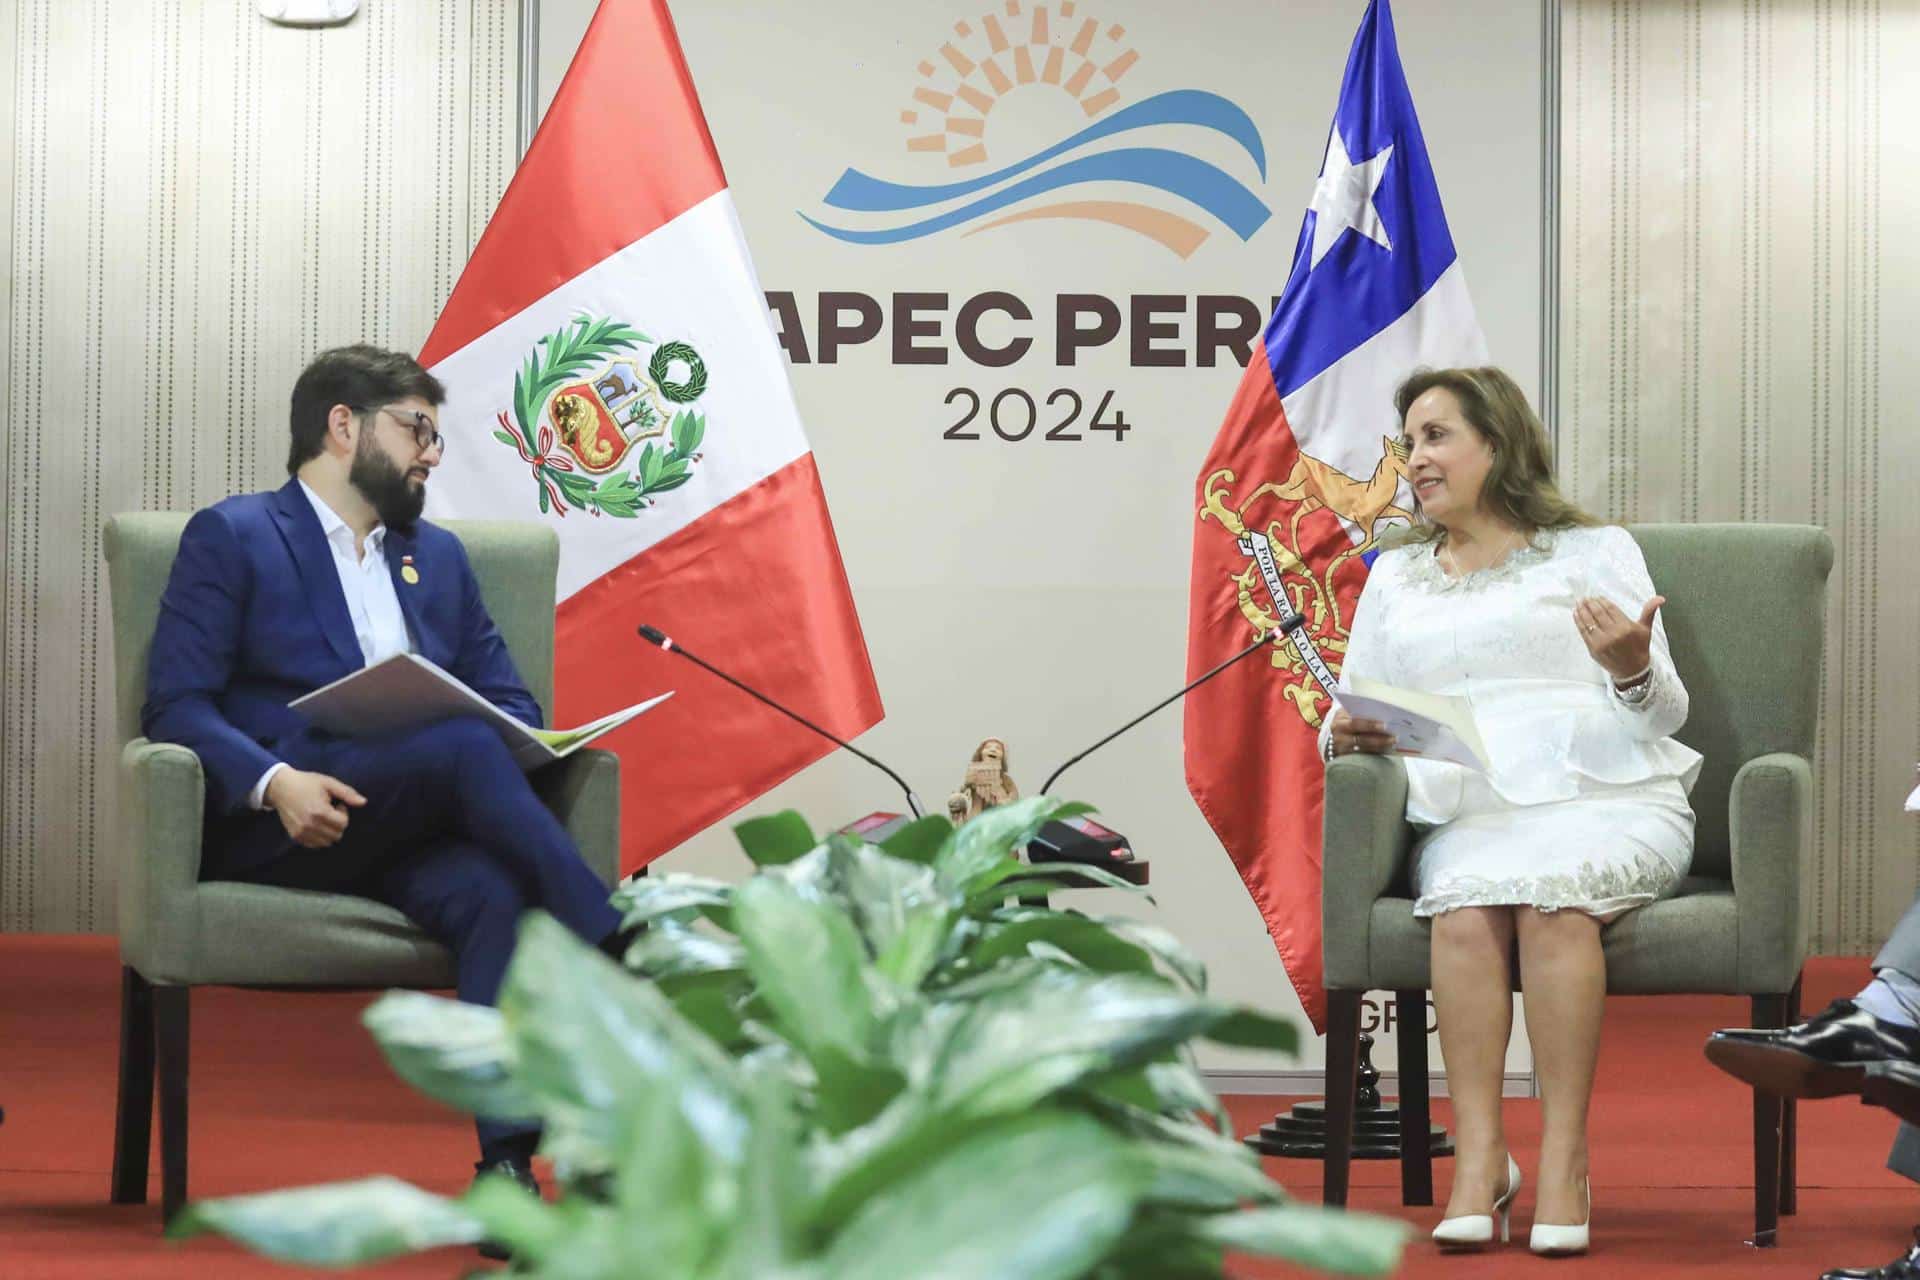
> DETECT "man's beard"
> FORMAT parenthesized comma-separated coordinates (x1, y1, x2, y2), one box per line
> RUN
(349, 437, 426, 529)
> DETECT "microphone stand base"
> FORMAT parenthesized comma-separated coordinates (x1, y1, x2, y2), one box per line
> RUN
(1241, 1032, 1454, 1162)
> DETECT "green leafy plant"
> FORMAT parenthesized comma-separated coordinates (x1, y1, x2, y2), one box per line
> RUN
(172, 797, 1407, 1277)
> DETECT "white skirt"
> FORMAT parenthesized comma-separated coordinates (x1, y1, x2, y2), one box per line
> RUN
(1409, 776, 1695, 921)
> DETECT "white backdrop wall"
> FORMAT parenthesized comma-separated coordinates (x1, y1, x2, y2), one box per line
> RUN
(539, 0, 1548, 1082)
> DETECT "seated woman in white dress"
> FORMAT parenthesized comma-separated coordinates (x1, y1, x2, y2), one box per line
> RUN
(1323, 366, 1700, 1257)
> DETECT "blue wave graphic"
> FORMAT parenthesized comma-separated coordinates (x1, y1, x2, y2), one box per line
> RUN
(805, 148, 1272, 247)
(822, 88, 1267, 213)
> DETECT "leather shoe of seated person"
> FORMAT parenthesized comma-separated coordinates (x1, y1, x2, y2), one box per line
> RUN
(1864, 1059, 1920, 1128)
(1821, 1226, 1920, 1280)
(1704, 999, 1920, 1099)
(472, 1156, 540, 1261)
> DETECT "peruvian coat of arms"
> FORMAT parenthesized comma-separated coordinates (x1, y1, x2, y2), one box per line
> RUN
(491, 315, 709, 517)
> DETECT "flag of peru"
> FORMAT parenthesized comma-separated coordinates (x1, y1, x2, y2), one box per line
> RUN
(421, 0, 882, 875)
(1184, 0, 1486, 1031)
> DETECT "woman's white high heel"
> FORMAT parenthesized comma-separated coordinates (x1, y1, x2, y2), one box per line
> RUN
(1431, 1154, 1522, 1249)
(1528, 1177, 1591, 1256)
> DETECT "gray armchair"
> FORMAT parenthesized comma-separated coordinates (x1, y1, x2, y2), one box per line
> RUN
(1318, 523, 1831, 1247)
(102, 514, 621, 1222)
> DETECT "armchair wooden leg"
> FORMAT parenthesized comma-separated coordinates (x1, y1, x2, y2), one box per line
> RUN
(1394, 989, 1434, 1206)
(110, 967, 155, 1205)
(1322, 990, 1364, 1207)
(1748, 991, 1790, 1247)
(1781, 974, 1802, 1216)
(155, 986, 190, 1224)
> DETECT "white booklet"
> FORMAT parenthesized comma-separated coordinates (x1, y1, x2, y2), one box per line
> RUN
(289, 652, 673, 772)
(1337, 676, 1490, 772)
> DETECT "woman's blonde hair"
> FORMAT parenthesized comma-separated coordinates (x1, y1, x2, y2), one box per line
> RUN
(1392, 365, 1597, 542)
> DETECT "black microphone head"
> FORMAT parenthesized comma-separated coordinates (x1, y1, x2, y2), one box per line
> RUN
(638, 624, 669, 647)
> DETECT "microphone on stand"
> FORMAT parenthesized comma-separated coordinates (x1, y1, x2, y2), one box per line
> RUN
(1039, 622, 1292, 796)
(636, 624, 925, 819)
(1026, 622, 1292, 879)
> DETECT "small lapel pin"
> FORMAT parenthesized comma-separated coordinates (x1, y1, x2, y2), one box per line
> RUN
(400, 554, 420, 585)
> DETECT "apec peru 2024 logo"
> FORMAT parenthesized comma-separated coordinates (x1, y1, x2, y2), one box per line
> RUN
(805, 2, 1274, 258)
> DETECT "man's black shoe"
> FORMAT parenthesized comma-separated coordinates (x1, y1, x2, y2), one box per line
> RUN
(1703, 999, 1920, 1098)
(472, 1156, 540, 1262)
(1821, 1226, 1920, 1279)
(1864, 1059, 1920, 1127)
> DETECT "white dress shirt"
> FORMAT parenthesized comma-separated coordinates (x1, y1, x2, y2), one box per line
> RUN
(248, 479, 414, 809)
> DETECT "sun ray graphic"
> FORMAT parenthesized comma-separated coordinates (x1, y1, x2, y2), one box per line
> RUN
(898, 3, 1139, 168)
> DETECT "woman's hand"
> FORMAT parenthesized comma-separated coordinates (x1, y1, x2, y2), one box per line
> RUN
(1327, 707, 1397, 757)
(1574, 594, 1665, 684)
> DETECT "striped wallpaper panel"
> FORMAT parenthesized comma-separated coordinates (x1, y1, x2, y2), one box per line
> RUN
(1560, 0, 1919, 953)
(0, 0, 517, 934)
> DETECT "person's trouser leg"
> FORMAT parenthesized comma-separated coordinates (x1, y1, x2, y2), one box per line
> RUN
(216, 717, 623, 1157)
(232, 716, 620, 942)
(370, 837, 541, 1160)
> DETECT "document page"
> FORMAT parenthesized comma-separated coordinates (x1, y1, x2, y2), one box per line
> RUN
(1340, 677, 1490, 772)
(289, 653, 671, 771)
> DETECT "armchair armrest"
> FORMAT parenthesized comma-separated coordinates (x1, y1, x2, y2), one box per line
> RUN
(117, 739, 208, 979)
(1728, 751, 1813, 993)
(533, 747, 622, 888)
(1321, 753, 1413, 991)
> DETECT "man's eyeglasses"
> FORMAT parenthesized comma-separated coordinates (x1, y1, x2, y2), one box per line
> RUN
(355, 404, 445, 454)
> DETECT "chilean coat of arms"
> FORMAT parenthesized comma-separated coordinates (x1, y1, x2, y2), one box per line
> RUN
(491, 315, 709, 518)
(1196, 437, 1412, 728)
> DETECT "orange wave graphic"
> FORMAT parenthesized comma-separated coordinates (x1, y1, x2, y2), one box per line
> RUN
(961, 199, 1210, 257)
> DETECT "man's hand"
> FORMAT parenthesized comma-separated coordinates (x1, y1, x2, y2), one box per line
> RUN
(1326, 708, 1397, 758)
(264, 768, 367, 848)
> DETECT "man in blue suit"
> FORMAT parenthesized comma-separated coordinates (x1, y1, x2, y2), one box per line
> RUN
(143, 345, 622, 1206)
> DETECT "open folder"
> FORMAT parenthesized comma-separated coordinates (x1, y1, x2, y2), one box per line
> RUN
(289, 652, 673, 772)
(1337, 676, 1489, 771)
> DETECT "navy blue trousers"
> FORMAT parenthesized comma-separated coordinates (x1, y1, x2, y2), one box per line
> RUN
(209, 716, 622, 1159)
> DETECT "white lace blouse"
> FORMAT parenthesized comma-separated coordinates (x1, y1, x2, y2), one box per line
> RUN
(1323, 525, 1702, 827)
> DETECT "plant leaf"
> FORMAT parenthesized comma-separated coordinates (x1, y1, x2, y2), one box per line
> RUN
(499, 914, 749, 1173)
(732, 875, 899, 1130)
(612, 873, 737, 932)
(1200, 1007, 1299, 1054)
(1192, 1203, 1409, 1276)
(360, 991, 538, 1121)
(167, 1177, 482, 1264)
(623, 923, 747, 979)
(876, 814, 954, 864)
(735, 810, 818, 866)
(968, 910, 1160, 982)
(938, 796, 1083, 898)
(1098, 916, 1208, 993)
(986, 863, 1152, 901)
(1086, 1101, 1279, 1210)
(819, 1110, 1146, 1280)
(832, 837, 957, 992)
(458, 1173, 576, 1261)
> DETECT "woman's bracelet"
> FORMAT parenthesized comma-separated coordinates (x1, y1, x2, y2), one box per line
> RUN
(1321, 732, 1336, 763)
(1612, 664, 1654, 704)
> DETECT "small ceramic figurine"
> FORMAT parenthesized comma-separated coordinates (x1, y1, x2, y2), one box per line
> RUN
(954, 737, 1020, 821)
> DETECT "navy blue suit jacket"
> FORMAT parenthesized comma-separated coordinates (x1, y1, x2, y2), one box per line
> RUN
(142, 478, 543, 826)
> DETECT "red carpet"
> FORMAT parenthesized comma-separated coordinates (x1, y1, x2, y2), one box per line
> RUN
(1, 936, 1914, 1278)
